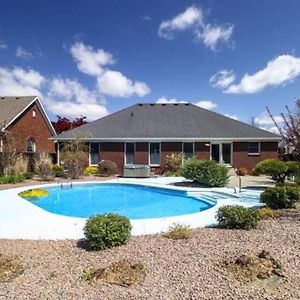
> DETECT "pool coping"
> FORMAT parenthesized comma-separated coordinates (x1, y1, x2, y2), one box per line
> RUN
(0, 178, 262, 239)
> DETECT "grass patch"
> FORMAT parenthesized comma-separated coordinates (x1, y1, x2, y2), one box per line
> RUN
(0, 254, 24, 282)
(164, 224, 192, 240)
(259, 207, 278, 219)
(82, 260, 146, 287)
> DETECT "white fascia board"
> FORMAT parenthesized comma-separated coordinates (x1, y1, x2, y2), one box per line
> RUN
(51, 137, 281, 142)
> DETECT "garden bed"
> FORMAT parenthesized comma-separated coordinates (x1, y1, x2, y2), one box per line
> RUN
(0, 207, 299, 299)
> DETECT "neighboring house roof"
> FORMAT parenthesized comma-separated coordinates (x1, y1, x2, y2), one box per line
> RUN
(0, 96, 56, 135)
(53, 103, 281, 141)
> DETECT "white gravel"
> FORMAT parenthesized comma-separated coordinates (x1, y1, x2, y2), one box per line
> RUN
(0, 208, 299, 300)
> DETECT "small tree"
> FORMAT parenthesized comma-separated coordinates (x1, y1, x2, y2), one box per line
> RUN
(267, 99, 300, 160)
(52, 116, 87, 134)
(254, 159, 300, 183)
(61, 138, 88, 179)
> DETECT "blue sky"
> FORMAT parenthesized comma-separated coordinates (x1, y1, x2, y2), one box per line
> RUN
(0, 0, 299, 131)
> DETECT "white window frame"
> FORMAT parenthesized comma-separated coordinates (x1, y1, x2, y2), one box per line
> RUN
(124, 142, 136, 165)
(182, 142, 195, 161)
(26, 138, 36, 153)
(148, 142, 161, 166)
(248, 141, 261, 156)
(89, 142, 100, 166)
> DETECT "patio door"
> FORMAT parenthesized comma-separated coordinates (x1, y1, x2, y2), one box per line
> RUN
(211, 142, 232, 165)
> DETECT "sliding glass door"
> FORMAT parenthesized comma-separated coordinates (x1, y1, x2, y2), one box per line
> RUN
(211, 142, 232, 165)
(125, 142, 135, 165)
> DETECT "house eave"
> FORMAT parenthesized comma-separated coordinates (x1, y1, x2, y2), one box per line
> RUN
(51, 137, 281, 142)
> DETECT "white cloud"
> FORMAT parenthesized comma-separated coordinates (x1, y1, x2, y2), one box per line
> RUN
(197, 24, 233, 50)
(71, 42, 150, 98)
(16, 47, 33, 60)
(194, 100, 217, 110)
(156, 97, 217, 110)
(97, 70, 150, 98)
(209, 70, 236, 89)
(225, 113, 239, 120)
(45, 100, 108, 121)
(254, 113, 283, 126)
(225, 55, 300, 94)
(0, 40, 7, 49)
(70, 42, 115, 76)
(49, 78, 99, 104)
(0, 66, 45, 96)
(0, 66, 107, 121)
(156, 97, 187, 104)
(158, 6, 202, 39)
(158, 6, 233, 50)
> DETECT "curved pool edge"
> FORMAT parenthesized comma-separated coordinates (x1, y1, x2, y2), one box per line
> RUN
(0, 179, 260, 240)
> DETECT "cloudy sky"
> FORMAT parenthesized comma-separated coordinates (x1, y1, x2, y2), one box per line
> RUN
(0, 0, 299, 131)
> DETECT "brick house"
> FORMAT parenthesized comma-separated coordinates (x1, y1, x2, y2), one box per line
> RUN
(52, 103, 281, 174)
(0, 96, 56, 157)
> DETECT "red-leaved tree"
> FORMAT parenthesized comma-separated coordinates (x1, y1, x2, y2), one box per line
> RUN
(52, 116, 88, 134)
(267, 99, 300, 161)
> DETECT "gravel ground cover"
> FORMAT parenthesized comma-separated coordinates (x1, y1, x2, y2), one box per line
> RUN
(0, 208, 299, 300)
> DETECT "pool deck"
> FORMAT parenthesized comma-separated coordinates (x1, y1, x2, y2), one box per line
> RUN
(0, 177, 263, 240)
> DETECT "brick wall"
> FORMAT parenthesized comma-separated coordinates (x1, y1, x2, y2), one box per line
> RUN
(232, 142, 278, 173)
(100, 142, 124, 172)
(135, 142, 148, 164)
(7, 102, 55, 154)
(195, 142, 210, 160)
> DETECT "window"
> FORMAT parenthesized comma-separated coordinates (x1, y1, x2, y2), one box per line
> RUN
(149, 142, 160, 165)
(183, 142, 194, 160)
(27, 138, 36, 153)
(248, 142, 260, 155)
(125, 142, 135, 165)
(32, 110, 36, 118)
(90, 143, 99, 165)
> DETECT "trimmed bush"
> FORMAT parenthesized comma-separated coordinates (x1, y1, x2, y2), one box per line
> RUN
(254, 159, 300, 183)
(0, 174, 25, 184)
(98, 160, 117, 176)
(52, 164, 64, 177)
(84, 166, 99, 176)
(260, 186, 300, 209)
(180, 159, 229, 187)
(84, 214, 132, 250)
(217, 205, 261, 230)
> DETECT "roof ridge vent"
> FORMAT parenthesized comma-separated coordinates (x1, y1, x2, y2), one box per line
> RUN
(138, 103, 143, 106)
(150, 103, 155, 106)
(173, 103, 178, 106)
(184, 103, 190, 106)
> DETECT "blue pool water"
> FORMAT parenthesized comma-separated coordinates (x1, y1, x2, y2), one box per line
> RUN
(21, 183, 214, 219)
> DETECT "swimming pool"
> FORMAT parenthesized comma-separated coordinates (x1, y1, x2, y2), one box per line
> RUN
(20, 183, 214, 219)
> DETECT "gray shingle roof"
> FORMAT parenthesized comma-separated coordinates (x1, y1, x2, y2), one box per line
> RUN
(0, 96, 37, 127)
(53, 103, 281, 141)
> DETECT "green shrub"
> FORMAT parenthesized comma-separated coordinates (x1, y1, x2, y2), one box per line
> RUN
(180, 159, 229, 187)
(260, 186, 300, 209)
(84, 214, 132, 250)
(52, 164, 64, 177)
(254, 159, 300, 183)
(84, 166, 99, 176)
(98, 160, 117, 176)
(0, 174, 25, 184)
(216, 205, 261, 230)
